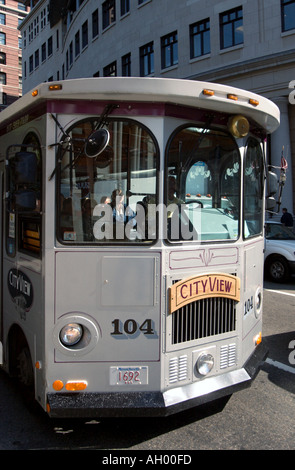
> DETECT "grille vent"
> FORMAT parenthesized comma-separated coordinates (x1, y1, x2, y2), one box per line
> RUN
(169, 355, 188, 384)
(171, 296, 236, 345)
(220, 343, 236, 369)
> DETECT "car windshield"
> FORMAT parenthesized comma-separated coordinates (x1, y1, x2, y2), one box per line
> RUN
(265, 223, 295, 240)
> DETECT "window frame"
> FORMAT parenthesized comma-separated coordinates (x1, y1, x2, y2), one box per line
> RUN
(220, 6, 244, 50)
(161, 31, 178, 69)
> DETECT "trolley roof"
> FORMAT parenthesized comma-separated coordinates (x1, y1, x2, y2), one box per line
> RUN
(0, 77, 280, 134)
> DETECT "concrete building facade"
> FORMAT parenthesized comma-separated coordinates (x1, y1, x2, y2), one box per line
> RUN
(19, 0, 295, 214)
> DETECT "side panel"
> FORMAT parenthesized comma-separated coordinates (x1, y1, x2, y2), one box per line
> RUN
(53, 250, 161, 365)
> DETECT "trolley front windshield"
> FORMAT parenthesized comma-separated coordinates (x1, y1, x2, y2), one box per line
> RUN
(57, 118, 264, 244)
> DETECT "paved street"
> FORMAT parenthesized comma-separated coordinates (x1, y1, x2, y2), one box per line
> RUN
(0, 280, 294, 451)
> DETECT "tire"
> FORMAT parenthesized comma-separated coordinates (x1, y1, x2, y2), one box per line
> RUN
(266, 255, 290, 282)
(17, 346, 34, 389)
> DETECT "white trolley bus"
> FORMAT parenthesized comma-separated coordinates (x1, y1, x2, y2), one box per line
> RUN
(0, 77, 280, 417)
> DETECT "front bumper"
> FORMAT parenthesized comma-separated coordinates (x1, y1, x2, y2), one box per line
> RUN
(47, 341, 268, 418)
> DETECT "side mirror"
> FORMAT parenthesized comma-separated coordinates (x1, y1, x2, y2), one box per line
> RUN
(266, 197, 276, 212)
(266, 170, 278, 198)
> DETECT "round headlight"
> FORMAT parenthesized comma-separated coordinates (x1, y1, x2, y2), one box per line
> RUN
(196, 353, 214, 376)
(60, 323, 83, 347)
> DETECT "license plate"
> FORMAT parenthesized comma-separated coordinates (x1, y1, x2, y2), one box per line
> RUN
(110, 366, 148, 385)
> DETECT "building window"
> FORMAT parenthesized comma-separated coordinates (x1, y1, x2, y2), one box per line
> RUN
(29, 55, 33, 73)
(92, 9, 99, 38)
(122, 53, 131, 76)
(0, 73, 7, 87)
(35, 49, 39, 68)
(0, 52, 5, 65)
(220, 6, 243, 49)
(41, 42, 46, 62)
(281, 0, 295, 31)
(121, 0, 130, 15)
(0, 32, 6, 45)
(48, 36, 53, 56)
(75, 30, 80, 57)
(82, 20, 88, 48)
(69, 41, 73, 67)
(18, 2, 26, 11)
(103, 0, 116, 29)
(161, 31, 178, 69)
(140, 42, 154, 76)
(190, 18, 210, 58)
(103, 61, 117, 77)
(0, 13, 5, 25)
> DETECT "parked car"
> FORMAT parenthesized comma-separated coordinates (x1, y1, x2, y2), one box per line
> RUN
(264, 221, 295, 282)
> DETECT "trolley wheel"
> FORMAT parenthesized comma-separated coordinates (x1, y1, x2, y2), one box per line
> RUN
(17, 346, 34, 389)
(266, 255, 290, 283)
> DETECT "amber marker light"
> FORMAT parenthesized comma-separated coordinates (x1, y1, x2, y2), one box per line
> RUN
(31, 89, 38, 97)
(249, 98, 259, 106)
(227, 94, 238, 101)
(254, 332, 262, 346)
(202, 89, 214, 96)
(49, 84, 62, 91)
(65, 381, 88, 391)
(53, 380, 64, 391)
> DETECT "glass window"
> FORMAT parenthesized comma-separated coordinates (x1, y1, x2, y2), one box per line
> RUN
(57, 118, 158, 244)
(243, 138, 264, 239)
(0, 71, 7, 86)
(121, 0, 130, 16)
(190, 18, 210, 58)
(161, 31, 178, 69)
(0, 52, 6, 64)
(166, 126, 240, 242)
(75, 30, 80, 57)
(220, 6, 243, 49)
(102, 0, 116, 29)
(103, 61, 116, 76)
(0, 32, 6, 45)
(82, 20, 88, 48)
(140, 42, 154, 76)
(92, 9, 99, 38)
(281, 0, 295, 31)
(6, 133, 42, 258)
(122, 53, 131, 76)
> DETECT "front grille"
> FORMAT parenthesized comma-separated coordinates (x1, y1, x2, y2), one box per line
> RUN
(171, 296, 236, 345)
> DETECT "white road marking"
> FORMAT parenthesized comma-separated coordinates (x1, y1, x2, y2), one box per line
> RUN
(264, 288, 295, 297)
(265, 358, 295, 375)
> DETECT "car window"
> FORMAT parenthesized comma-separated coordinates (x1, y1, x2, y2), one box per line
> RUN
(265, 223, 295, 240)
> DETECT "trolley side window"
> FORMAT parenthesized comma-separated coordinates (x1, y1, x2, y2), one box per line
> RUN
(57, 118, 158, 244)
(243, 137, 264, 239)
(5, 133, 42, 257)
